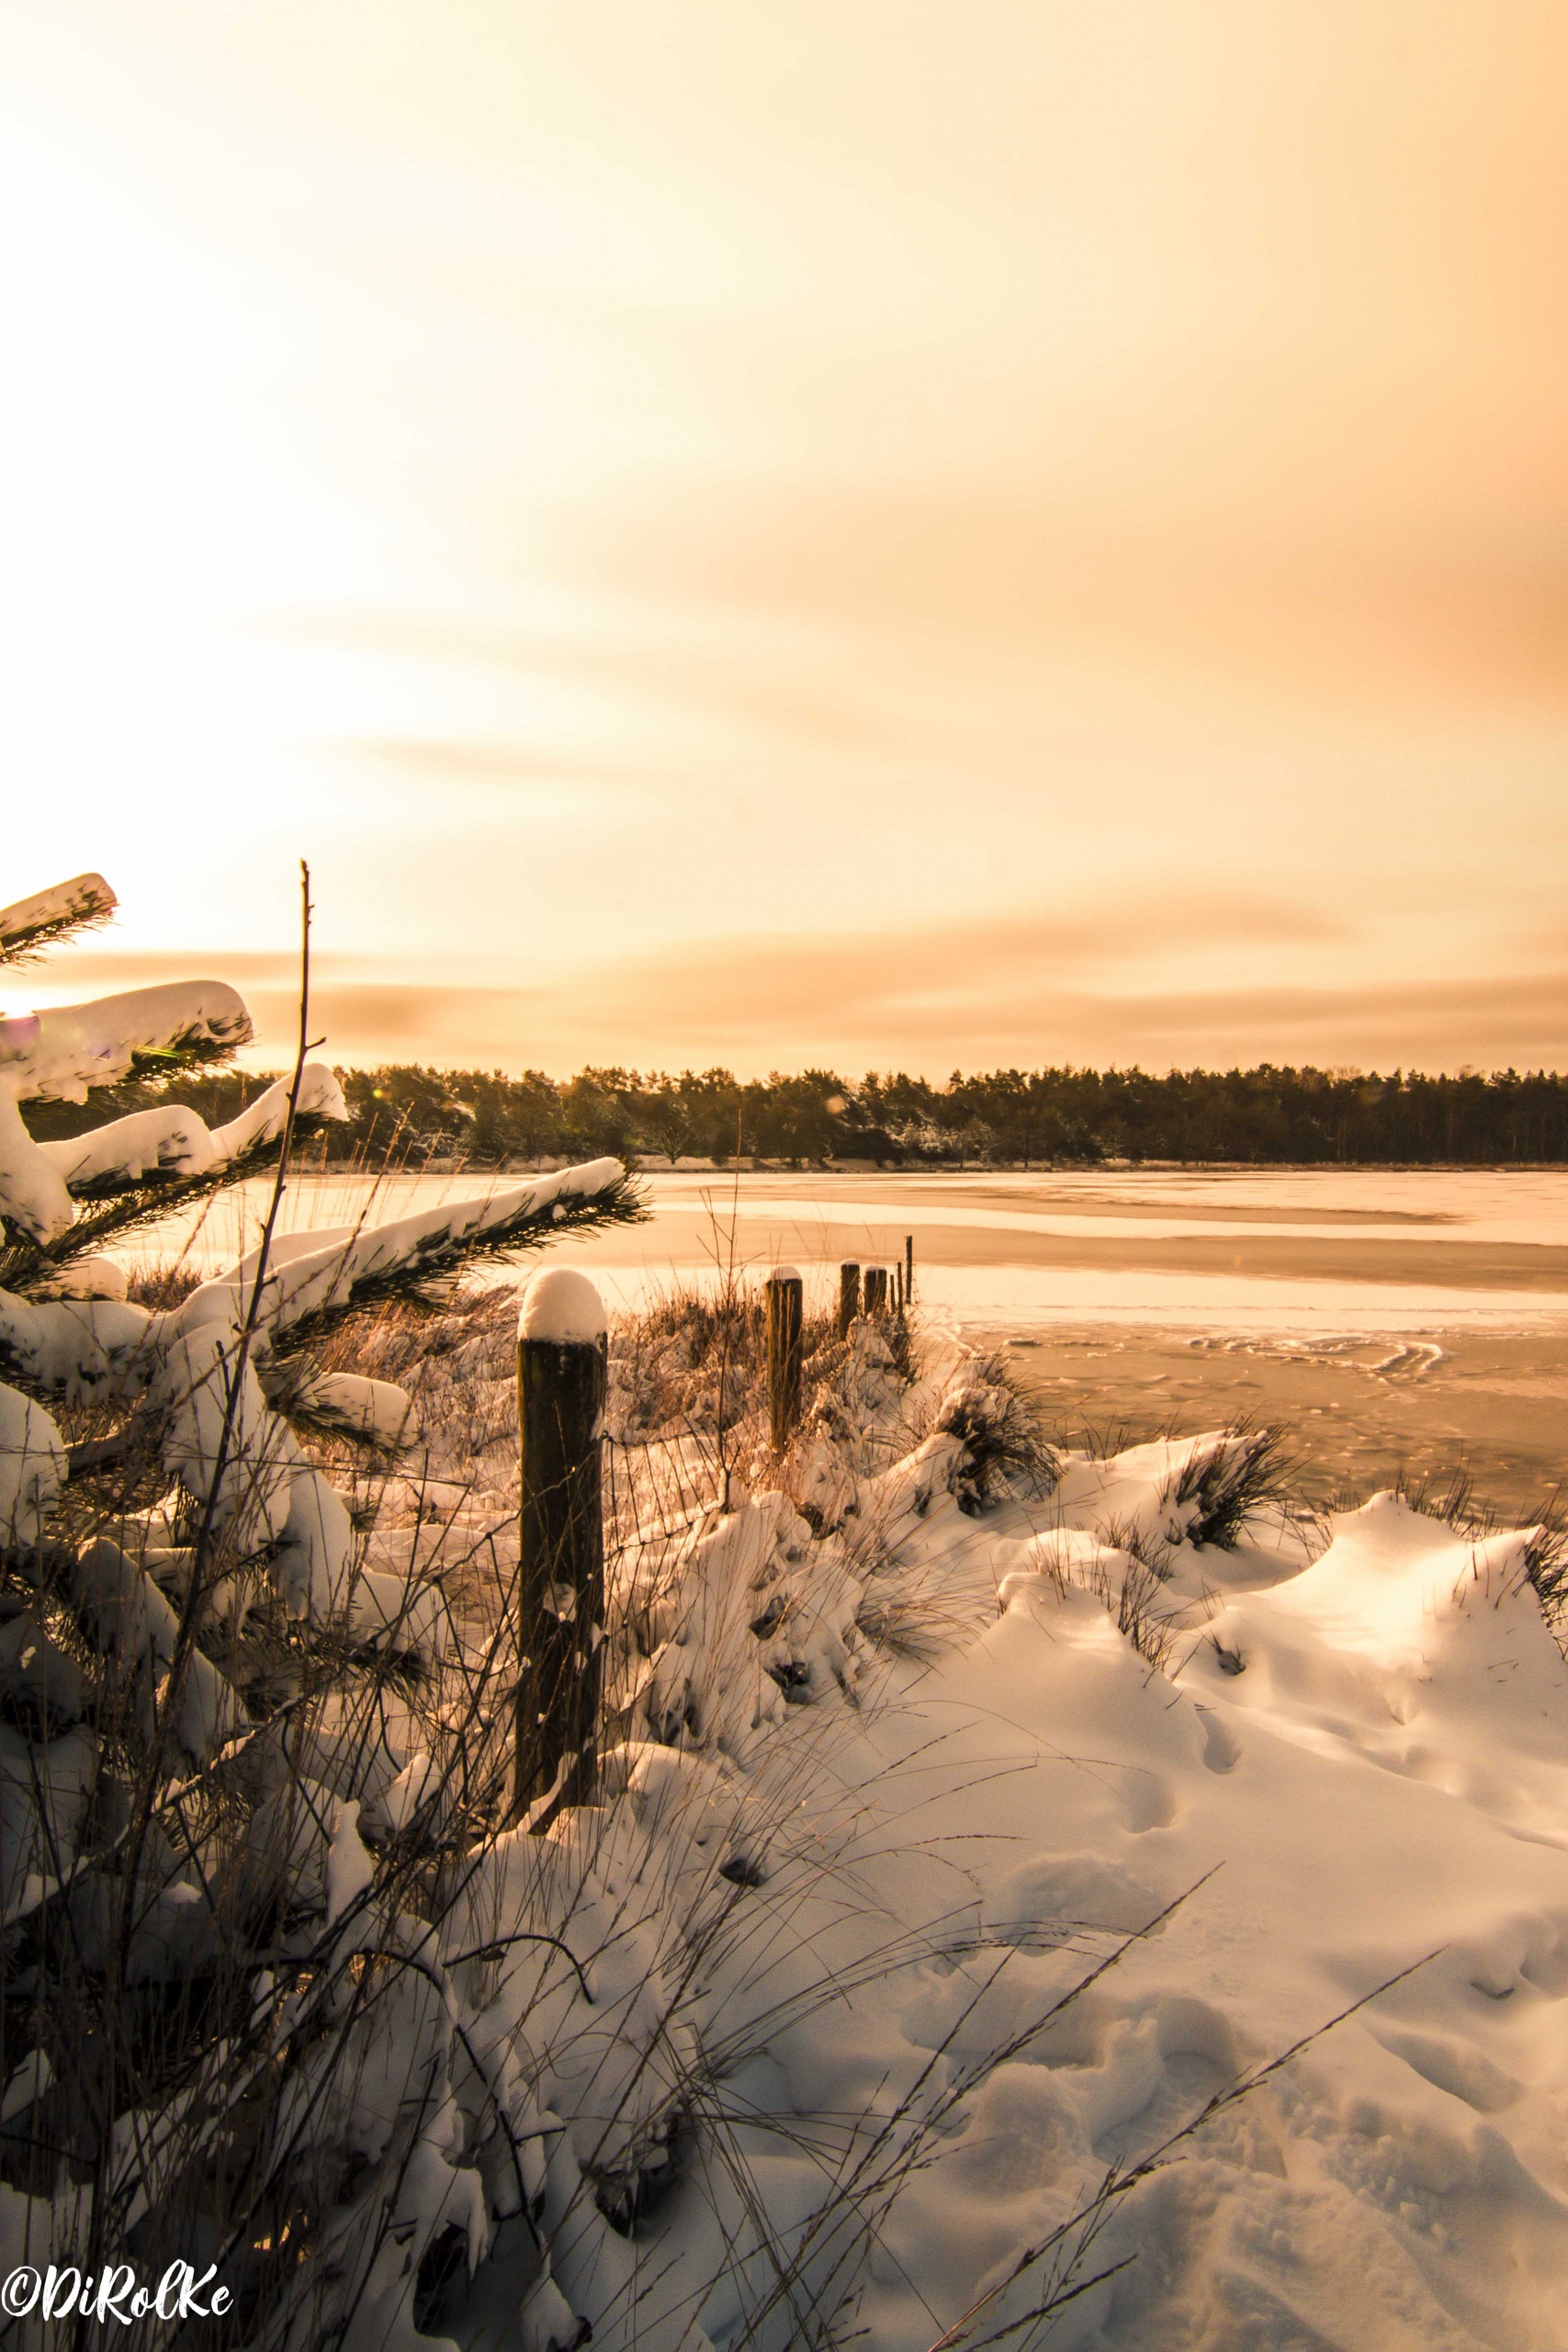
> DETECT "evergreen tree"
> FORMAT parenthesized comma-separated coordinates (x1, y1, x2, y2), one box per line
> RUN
(0, 870, 644, 2339)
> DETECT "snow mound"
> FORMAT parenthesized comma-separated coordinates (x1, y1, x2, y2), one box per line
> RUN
(1184, 1493, 1568, 1842)
(786, 1464, 1568, 2351)
(538, 1411, 1568, 2350)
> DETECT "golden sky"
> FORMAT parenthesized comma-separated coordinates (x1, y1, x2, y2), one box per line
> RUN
(5, 2, 1566, 1075)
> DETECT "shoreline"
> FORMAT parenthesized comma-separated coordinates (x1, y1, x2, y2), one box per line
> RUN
(307, 1153, 1568, 1176)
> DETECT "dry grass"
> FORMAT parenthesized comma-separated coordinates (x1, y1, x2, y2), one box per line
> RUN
(1078, 1515, 1201, 1676)
(1524, 1492, 1568, 1629)
(124, 1259, 206, 1312)
(1172, 1419, 1300, 1552)
(932, 1357, 1061, 1514)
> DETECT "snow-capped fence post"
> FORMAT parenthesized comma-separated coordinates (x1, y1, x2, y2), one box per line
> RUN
(766, 1265, 804, 1453)
(863, 1265, 888, 1317)
(515, 1269, 609, 1825)
(838, 1261, 861, 1339)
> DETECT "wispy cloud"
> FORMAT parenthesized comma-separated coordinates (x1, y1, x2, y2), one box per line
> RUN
(346, 740, 647, 791)
(36, 910, 1563, 1078)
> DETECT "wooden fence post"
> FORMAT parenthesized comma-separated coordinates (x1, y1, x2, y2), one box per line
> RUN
(515, 1268, 607, 1826)
(905, 1233, 914, 1305)
(766, 1264, 804, 1453)
(863, 1264, 888, 1317)
(893, 1262, 904, 1314)
(838, 1260, 861, 1339)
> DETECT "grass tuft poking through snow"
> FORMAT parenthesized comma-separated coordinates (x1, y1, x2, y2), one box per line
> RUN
(1170, 1418, 1300, 1552)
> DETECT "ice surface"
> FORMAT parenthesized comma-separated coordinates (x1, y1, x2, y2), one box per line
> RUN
(136, 1166, 1568, 1342)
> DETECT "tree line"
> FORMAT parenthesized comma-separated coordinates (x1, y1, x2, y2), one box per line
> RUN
(108, 1060, 1568, 1167)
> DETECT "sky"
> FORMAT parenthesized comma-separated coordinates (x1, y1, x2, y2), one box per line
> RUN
(3, 1, 1566, 1079)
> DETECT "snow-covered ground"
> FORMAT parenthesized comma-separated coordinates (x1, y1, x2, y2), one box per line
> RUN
(33, 1149, 1566, 2346)
(368, 1307, 1568, 2351)
(761, 1468, 1568, 2350)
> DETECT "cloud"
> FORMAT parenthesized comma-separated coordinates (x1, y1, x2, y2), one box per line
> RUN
(27, 855, 1565, 1082)
(537, 485, 1568, 718)
(303, 962, 1567, 1079)
(545, 901, 1345, 1039)
(16, 950, 308, 995)
(279, 613, 897, 761)
(524, 929, 1568, 1075)
(38, 909, 1561, 1080)
(346, 740, 648, 791)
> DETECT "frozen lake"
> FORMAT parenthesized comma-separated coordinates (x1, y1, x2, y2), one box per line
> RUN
(143, 1164, 1568, 1516)
(147, 1162, 1568, 1334)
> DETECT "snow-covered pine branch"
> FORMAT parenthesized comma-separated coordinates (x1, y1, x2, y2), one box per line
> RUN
(0, 1079, 351, 1299)
(0, 865, 660, 2341)
(35, 1063, 346, 1193)
(0, 1153, 628, 1430)
(183, 1154, 642, 1348)
(0, 1090, 73, 1247)
(0, 883, 266, 1250)
(0, 871, 117, 966)
(1, 977, 253, 1105)
(0, 1382, 66, 1546)
(0, 1063, 346, 1261)
(0, 1157, 640, 1598)
(0, 868, 640, 1671)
